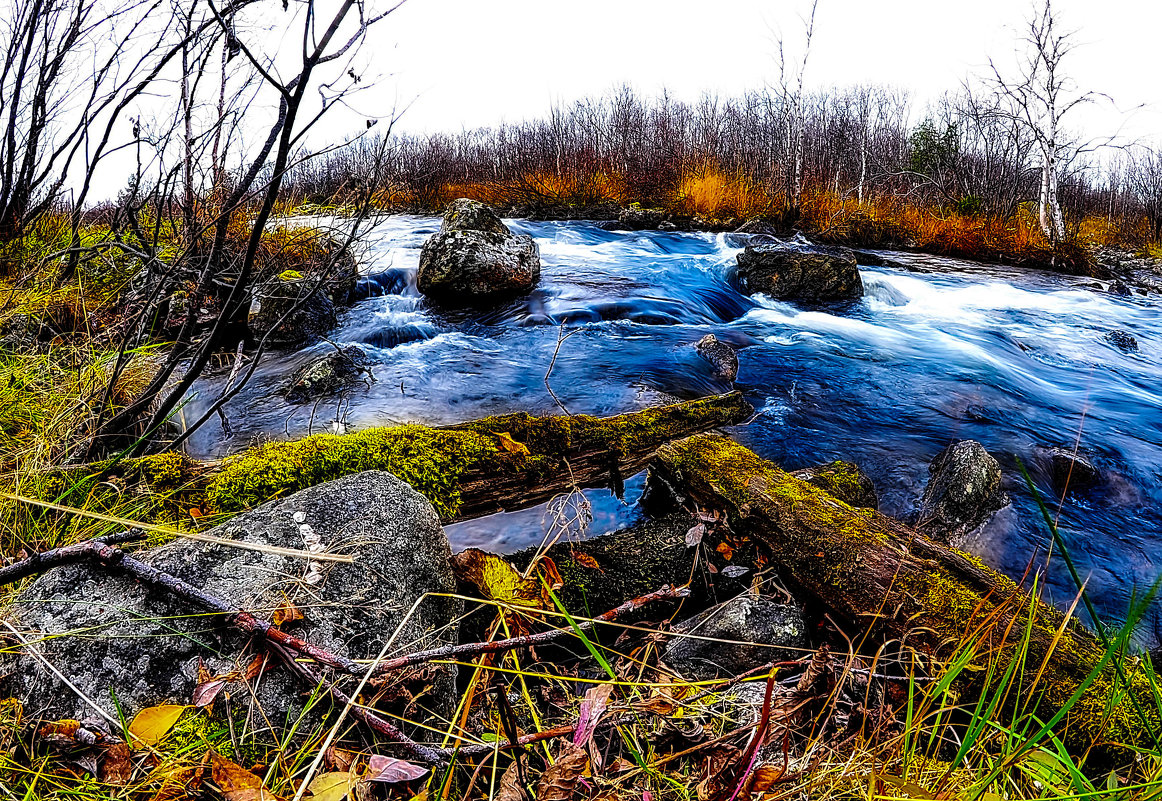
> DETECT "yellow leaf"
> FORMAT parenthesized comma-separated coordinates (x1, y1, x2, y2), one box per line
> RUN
(128, 704, 188, 747)
(453, 549, 542, 607)
(493, 432, 530, 456)
(307, 771, 356, 801)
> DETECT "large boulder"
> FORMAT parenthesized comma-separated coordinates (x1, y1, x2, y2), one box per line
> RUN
(417, 199, 540, 303)
(736, 241, 863, 301)
(915, 440, 1009, 543)
(0, 471, 461, 727)
(662, 591, 807, 680)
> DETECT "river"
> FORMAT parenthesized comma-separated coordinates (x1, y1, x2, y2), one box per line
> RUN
(184, 215, 1162, 645)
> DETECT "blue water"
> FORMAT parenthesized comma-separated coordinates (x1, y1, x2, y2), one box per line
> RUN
(186, 216, 1162, 645)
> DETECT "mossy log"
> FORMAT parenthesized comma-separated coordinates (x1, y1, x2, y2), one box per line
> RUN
(26, 393, 751, 527)
(651, 434, 1159, 759)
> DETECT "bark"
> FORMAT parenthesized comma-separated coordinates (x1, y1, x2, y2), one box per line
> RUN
(650, 433, 1159, 760)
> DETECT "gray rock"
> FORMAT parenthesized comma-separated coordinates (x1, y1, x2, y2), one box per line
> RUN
(1045, 447, 1101, 493)
(418, 199, 540, 303)
(1105, 329, 1139, 353)
(663, 591, 807, 680)
(736, 241, 863, 301)
(1109, 280, 1134, 297)
(791, 461, 878, 510)
(694, 334, 739, 381)
(916, 441, 1009, 543)
(285, 345, 371, 404)
(0, 472, 461, 728)
(250, 273, 337, 347)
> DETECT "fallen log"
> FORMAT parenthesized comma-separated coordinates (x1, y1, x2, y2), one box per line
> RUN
(20, 392, 751, 526)
(650, 434, 1159, 760)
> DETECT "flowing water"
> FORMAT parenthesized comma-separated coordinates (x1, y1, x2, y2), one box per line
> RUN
(185, 215, 1162, 644)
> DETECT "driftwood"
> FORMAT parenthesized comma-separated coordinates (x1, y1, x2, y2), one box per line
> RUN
(28, 392, 752, 524)
(650, 434, 1159, 759)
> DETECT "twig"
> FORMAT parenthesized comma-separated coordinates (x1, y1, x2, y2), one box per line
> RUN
(544, 326, 578, 415)
(371, 584, 689, 676)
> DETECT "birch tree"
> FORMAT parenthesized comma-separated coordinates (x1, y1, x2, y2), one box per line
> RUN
(991, 0, 1101, 244)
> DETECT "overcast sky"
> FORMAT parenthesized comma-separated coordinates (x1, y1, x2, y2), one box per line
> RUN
(341, 0, 1160, 144)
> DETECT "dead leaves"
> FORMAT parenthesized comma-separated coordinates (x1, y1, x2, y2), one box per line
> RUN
(211, 750, 284, 801)
(493, 431, 530, 456)
(533, 746, 589, 801)
(304, 754, 429, 801)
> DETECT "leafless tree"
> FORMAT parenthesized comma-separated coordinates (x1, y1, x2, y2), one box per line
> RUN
(990, 0, 1107, 243)
(768, 0, 820, 220)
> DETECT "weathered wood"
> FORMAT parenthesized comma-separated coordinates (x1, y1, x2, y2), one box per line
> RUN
(22, 393, 752, 527)
(651, 433, 1159, 759)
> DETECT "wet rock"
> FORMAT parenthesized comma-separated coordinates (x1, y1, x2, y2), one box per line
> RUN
(418, 199, 540, 304)
(723, 219, 780, 248)
(1105, 329, 1139, 353)
(693, 334, 739, 381)
(0, 472, 462, 727)
(617, 204, 669, 231)
(1108, 280, 1134, 297)
(916, 441, 1009, 543)
(791, 461, 878, 510)
(663, 591, 808, 680)
(285, 345, 371, 404)
(249, 272, 337, 347)
(1045, 447, 1101, 493)
(736, 241, 863, 301)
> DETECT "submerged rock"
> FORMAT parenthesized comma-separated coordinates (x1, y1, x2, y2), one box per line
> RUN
(0, 472, 462, 726)
(285, 345, 371, 404)
(916, 440, 1009, 543)
(663, 591, 807, 680)
(694, 334, 739, 381)
(736, 241, 863, 301)
(791, 460, 878, 510)
(1105, 329, 1139, 353)
(418, 199, 540, 304)
(1045, 447, 1101, 493)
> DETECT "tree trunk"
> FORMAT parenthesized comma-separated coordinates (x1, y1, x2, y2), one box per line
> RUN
(650, 433, 1159, 760)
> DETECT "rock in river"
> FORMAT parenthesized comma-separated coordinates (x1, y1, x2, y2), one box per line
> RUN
(694, 334, 739, 381)
(418, 198, 540, 304)
(285, 345, 371, 404)
(1105, 329, 1139, 353)
(915, 440, 1009, 543)
(0, 472, 462, 727)
(735, 240, 863, 301)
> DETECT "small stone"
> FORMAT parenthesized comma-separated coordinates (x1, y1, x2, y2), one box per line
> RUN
(1104, 329, 1139, 353)
(693, 334, 739, 382)
(916, 441, 1009, 544)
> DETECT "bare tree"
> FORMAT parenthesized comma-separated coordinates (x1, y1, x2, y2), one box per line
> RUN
(990, 0, 1104, 244)
(768, 0, 819, 221)
(1128, 146, 1162, 243)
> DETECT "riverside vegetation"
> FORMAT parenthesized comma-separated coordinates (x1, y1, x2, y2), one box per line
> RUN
(1, 0, 1162, 799)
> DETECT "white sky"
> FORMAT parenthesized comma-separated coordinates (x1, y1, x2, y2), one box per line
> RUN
(341, 0, 1161, 145)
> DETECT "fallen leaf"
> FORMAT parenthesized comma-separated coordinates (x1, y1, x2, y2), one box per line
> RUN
(715, 541, 734, 560)
(494, 762, 528, 801)
(211, 751, 285, 801)
(272, 601, 303, 627)
(452, 549, 544, 608)
(722, 565, 749, 579)
(306, 771, 356, 801)
(37, 719, 81, 745)
(128, 704, 188, 747)
(685, 522, 706, 547)
(324, 747, 357, 772)
(574, 683, 613, 747)
(571, 551, 602, 571)
(534, 746, 589, 801)
(363, 755, 429, 784)
(100, 742, 134, 785)
(493, 431, 530, 456)
(192, 678, 228, 709)
(244, 653, 271, 681)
